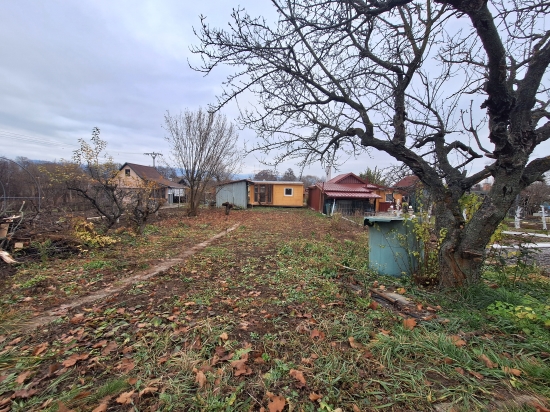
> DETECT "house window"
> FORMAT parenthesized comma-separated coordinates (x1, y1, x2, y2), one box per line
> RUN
(385, 193, 394, 202)
(254, 184, 273, 203)
(125, 169, 131, 176)
(284, 187, 293, 196)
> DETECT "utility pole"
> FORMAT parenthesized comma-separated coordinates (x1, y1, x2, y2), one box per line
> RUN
(144, 152, 163, 168)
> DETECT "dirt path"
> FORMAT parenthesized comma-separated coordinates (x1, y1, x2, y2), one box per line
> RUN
(24, 222, 241, 331)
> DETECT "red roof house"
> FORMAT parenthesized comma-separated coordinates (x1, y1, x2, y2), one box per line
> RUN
(307, 173, 383, 215)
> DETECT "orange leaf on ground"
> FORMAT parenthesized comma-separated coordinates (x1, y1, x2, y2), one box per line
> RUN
(91, 404, 108, 412)
(396, 287, 406, 294)
(8, 337, 22, 345)
(15, 371, 31, 385)
(368, 301, 379, 310)
(502, 367, 522, 376)
(33, 342, 49, 356)
(62, 353, 89, 367)
(57, 401, 75, 412)
(310, 329, 325, 340)
(301, 357, 314, 365)
(219, 332, 229, 340)
(194, 369, 207, 388)
(309, 392, 323, 401)
(403, 318, 417, 330)
(348, 337, 363, 349)
(230, 359, 252, 376)
(70, 314, 85, 324)
(127, 377, 138, 385)
(468, 370, 484, 380)
(73, 391, 92, 400)
(139, 387, 158, 397)
(11, 389, 37, 399)
(92, 340, 107, 349)
(101, 341, 118, 356)
(116, 358, 135, 373)
(478, 354, 497, 368)
(289, 369, 306, 388)
(530, 403, 550, 412)
(115, 390, 135, 404)
(267, 392, 286, 412)
(450, 335, 466, 347)
(455, 367, 465, 375)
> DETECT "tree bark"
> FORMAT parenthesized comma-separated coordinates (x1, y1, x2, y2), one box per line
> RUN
(435, 150, 530, 287)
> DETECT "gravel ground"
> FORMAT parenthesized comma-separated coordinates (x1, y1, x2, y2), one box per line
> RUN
(534, 248, 550, 268)
(495, 246, 550, 273)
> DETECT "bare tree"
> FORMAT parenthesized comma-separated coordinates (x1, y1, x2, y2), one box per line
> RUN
(253, 169, 278, 181)
(299, 174, 323, 187)
(164, 108, 242, 216)
(69, 128, 166, 231)
(518, 178, 550, 216)
(125, 180, 165, 234)
(281, 168, 298, 181)
(68, 128, 127, 229)
(193, 0, 550, 287)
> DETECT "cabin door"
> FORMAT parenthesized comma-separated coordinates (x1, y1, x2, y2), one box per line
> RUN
(254, 184, 273, 204)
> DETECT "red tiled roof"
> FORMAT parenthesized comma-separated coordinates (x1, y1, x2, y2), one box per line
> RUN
(328, 172, 388, 189)
(328, 173, 365, 185)
(394, 175, 419, 189)
(314, 181, 381, 199)
(324, 191, 381, 199)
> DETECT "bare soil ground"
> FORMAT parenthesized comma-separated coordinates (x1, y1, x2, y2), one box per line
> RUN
(0, 208, 549, 412)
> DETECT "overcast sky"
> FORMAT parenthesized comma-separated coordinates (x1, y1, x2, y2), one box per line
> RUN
(0, 1, 547, 181)
(0, 0, 400, 179)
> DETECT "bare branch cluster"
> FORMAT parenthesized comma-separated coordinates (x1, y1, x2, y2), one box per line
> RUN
(164, 108, 242, 216)
(192, 0, 550, 286)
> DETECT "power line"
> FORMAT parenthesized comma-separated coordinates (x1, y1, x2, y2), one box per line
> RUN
(0, 130, 77, 148)
(0, 129, 156, 156)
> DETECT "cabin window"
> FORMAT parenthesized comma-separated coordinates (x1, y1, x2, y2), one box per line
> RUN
(125, 169, 131, 176)
(385, 193, 394, 202)
(284, 187, 293, 196)
(254, 184, 273, 203)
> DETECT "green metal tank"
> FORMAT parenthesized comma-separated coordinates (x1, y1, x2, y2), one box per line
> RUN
(364, 216, 419, 276)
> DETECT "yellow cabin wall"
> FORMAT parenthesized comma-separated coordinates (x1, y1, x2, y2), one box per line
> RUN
(372, 189, 403, 211)
(248, 183, 304, 206)
(393, 192, 404, 203)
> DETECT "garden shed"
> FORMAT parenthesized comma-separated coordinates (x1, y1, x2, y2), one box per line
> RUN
(249, 181, 304, 207)
(216, 179, 305, 209)
(216, 179, 252, 209)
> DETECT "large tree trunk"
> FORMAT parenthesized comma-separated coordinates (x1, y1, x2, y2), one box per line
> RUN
(435, 158, 528, 287)
(187, 189, 199, 217)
